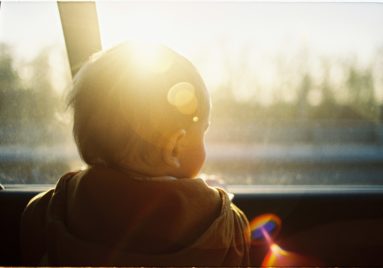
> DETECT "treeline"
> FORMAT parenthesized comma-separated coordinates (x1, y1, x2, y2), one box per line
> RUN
(211, 81, 381, 124)
(0, 44, 65, 126)
(1, 42, 383, 138)
(211, 49, 383, 123)
(0, 44, 71, 145)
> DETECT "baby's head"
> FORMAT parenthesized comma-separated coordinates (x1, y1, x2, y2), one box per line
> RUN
(68, 42, 210, 178)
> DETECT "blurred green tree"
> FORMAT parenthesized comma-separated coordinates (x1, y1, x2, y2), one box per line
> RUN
(0, 43, 62, 144)
(0, 44, 22, 124)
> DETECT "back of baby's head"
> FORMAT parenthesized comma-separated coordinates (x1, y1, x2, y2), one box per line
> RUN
(67, 42, 208, 167)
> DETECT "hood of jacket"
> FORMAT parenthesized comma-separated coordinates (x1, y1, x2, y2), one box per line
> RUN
(22, 166, 250, 266)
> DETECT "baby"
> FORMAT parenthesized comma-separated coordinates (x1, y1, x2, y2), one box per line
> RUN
(20, 42, 250, 266)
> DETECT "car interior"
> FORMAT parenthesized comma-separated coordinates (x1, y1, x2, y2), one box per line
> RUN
(1, 1, 383, 266)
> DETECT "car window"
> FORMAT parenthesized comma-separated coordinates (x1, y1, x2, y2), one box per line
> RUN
(97, 1, 383, 186)
(1, 2, 383, 185)
(0, 2, 79, 184)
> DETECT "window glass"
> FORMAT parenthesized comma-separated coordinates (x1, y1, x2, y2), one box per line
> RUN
(1, 2, 383, 185)
(0, 2, 80, 184)
(97, 2, 383, 185)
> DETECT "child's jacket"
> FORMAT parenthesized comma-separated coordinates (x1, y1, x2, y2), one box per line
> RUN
(20, 166, 250, 266)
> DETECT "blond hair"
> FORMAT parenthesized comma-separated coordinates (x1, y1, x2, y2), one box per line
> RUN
(67, 42, 208, 167)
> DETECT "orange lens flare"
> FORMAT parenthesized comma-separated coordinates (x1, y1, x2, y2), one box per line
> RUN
(249, 213, 281, 245)
(249, 214, 321, 267)
(262, 245, 316, 267)
(270, 243, 288, 256)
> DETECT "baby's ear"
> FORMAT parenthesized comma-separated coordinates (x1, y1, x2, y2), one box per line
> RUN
(163, 129, 186, 168)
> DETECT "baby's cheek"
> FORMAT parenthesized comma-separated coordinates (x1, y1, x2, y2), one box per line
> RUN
(181, 144, 206, 178)
(191, 144, 206, 169)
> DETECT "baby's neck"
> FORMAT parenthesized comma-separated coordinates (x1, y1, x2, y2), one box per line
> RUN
(116, 164, 177, 180)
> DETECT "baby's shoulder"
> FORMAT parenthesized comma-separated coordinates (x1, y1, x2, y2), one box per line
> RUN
(175, 177, 220, 199)
(166, 178, 222, 216)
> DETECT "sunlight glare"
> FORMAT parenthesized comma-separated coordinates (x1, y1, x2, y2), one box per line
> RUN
(129, 42, 174, 75)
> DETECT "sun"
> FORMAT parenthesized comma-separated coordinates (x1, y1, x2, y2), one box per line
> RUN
(96, 2, 176, 50)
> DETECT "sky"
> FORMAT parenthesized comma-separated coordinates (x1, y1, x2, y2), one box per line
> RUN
(1, 2, 382, 59)
(1, 1, 383, 97)
(96, 2, 383, 96)
(97, 2, 383, 60)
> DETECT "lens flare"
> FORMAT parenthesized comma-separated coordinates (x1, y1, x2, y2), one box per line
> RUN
(249, 213, 281, 245)
(249, 213, 322, 267)
(262, 245, 317, 267)
(167, 82, 198, 115)
(270, 243, 288, 256)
